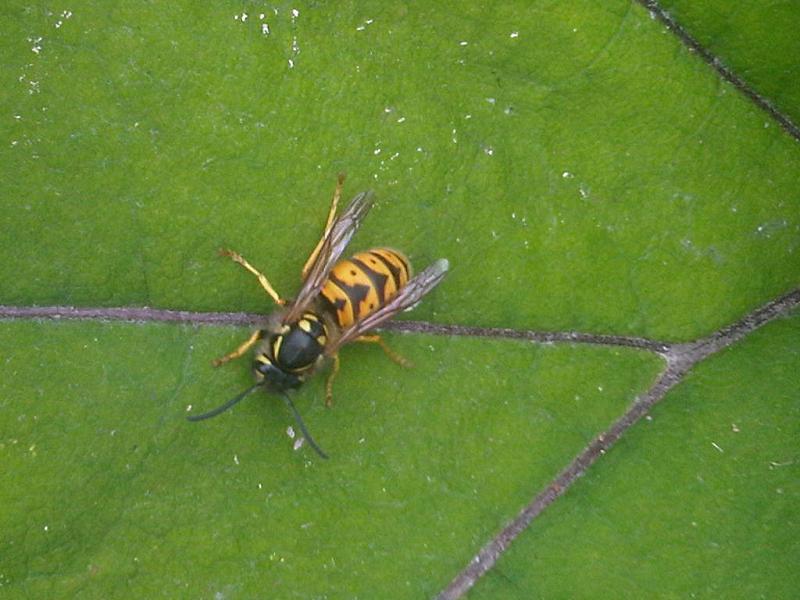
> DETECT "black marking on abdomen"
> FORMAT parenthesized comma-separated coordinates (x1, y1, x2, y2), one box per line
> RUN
(368, 250, 406, 291)
(351, 257, 389, 305)
(329, 272, 371, 321)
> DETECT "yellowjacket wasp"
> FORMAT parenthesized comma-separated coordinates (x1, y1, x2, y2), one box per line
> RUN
(188, 175, 449, 458)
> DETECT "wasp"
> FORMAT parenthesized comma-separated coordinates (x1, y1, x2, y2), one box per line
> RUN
(187, 175, 449, 458)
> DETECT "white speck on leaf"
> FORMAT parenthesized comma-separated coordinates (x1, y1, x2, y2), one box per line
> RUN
(356, 18, 374, 31)
(29, 37, 43, 55)
(769, 460, 794, 469)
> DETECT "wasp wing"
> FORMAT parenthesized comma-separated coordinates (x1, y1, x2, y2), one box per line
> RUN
(283, 191, 374, 323)
(325, 258, 449, 354)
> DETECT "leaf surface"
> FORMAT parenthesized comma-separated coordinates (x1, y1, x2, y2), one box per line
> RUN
(1, 1, 798, 597)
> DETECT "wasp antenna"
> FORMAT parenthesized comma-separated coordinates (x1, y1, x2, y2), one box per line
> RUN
(280, 391, 329, 459)
(187, 382, 264, 422)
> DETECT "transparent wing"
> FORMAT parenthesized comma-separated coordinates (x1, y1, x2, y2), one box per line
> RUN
(283, 191, 374, 323)
(325, 258, 449, 353)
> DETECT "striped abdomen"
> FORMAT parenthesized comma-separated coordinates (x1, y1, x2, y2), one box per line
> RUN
(320, 248, 411, 328)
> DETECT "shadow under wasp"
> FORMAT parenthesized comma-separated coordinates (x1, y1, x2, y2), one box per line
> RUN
(187, 175, 449, 458)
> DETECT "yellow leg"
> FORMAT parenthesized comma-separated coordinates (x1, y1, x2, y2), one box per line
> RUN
(220, 248, 285, 306)
(212, 330, 262, 367)
(301, 173, 346, 279)
(325, 353, 341, 407)
(356, 335, 413, 368)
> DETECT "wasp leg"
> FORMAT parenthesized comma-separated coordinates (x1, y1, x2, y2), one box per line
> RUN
(325, 353, 341, 407)
(301, 173, 346, 279)
(356, 335, 413, 368)
(220, 248, 286, 306)
(212, 330, 263, 367)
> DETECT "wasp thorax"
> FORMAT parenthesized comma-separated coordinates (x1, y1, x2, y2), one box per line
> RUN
(274, 313, 328, 369)
(251, 312, 328, 391)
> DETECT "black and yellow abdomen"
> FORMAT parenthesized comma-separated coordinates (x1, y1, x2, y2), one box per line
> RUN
(320, 248, 411, 328)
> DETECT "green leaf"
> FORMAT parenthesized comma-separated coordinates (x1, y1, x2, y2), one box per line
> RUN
(658, 0, 800, 126)
(0, 321, 662, 596)
(1, 1, 798, 597)
(471, 311, 800, 598)
(3, 1, 799, 339)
